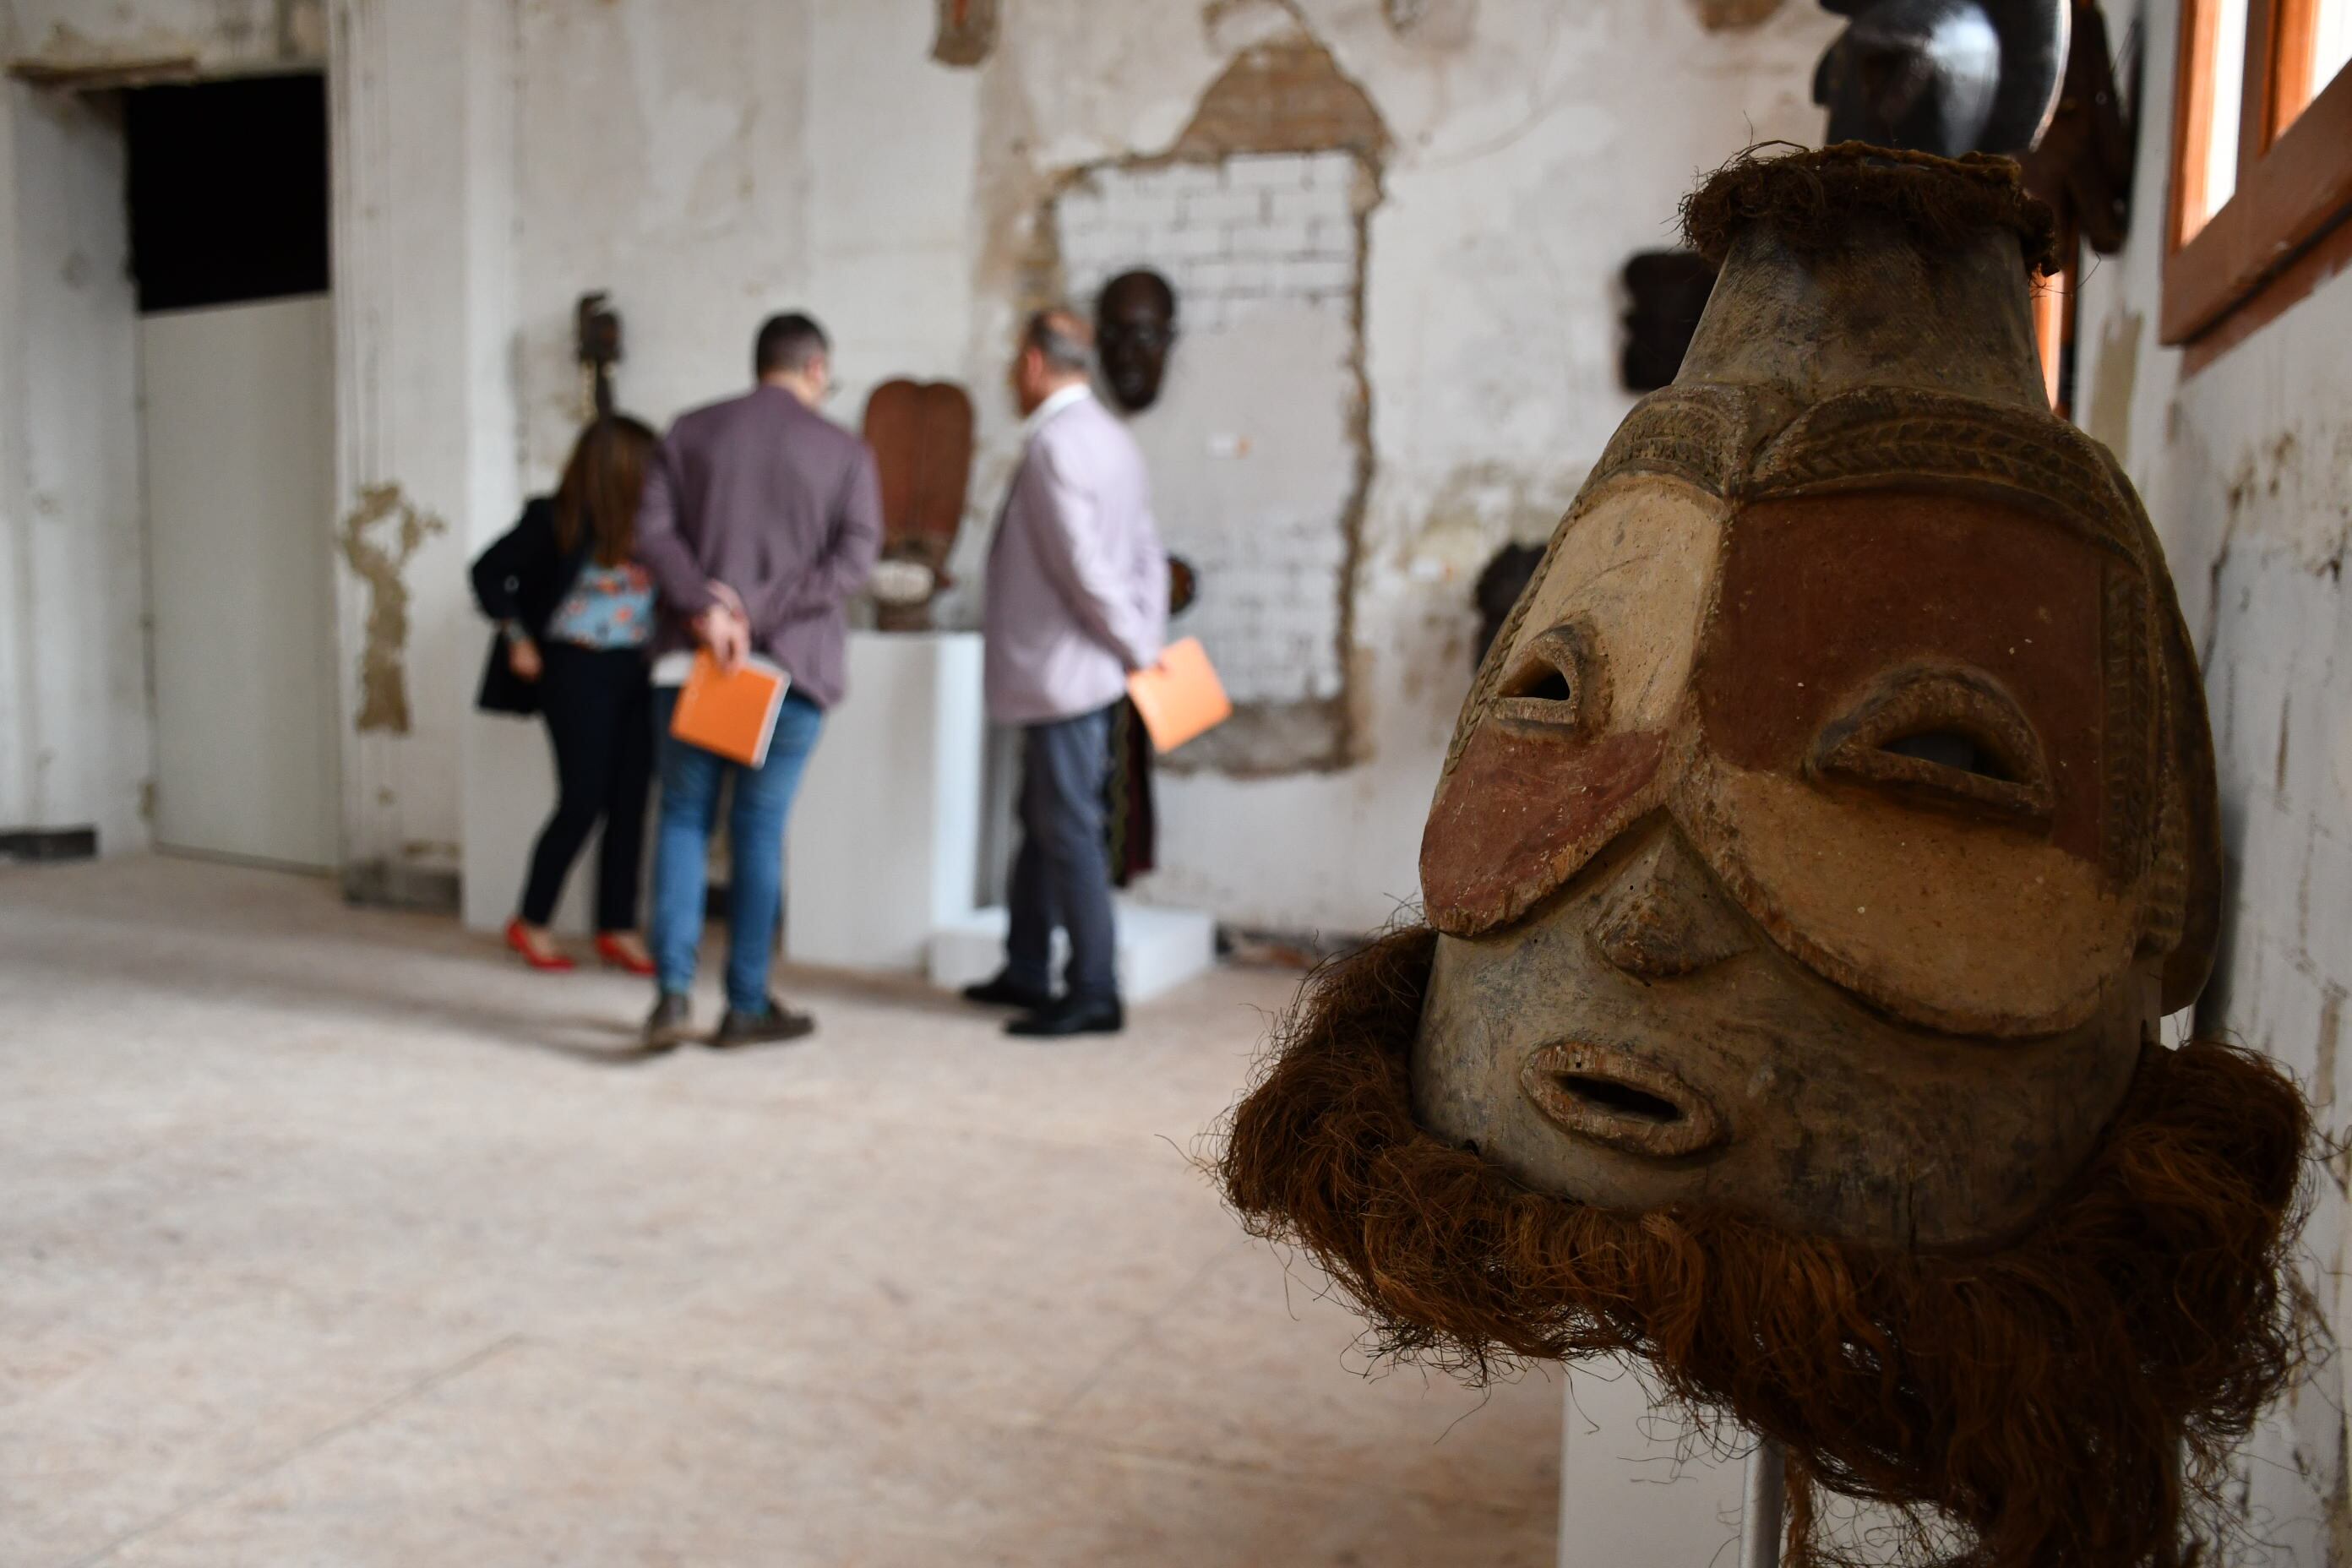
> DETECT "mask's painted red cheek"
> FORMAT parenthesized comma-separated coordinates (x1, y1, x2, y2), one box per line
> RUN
(1421, 725, 1669, 935)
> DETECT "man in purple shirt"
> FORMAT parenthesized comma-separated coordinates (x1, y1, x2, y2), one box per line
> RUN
(962, 309, 1168, 1037)
(634, 313, 882, 1050)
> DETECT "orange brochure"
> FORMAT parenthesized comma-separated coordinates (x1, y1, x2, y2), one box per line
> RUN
(669, 650, 789, 768)
(1127, 637, 1232, 754)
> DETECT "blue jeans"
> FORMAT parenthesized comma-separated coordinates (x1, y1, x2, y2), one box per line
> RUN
(648, 686, 825, 1015)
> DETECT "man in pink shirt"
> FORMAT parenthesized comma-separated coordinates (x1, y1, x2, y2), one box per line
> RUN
(964, 309, 1168, 1037)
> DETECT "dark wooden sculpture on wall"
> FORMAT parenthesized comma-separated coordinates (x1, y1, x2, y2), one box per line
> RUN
(1219, 147, 2311, 1568)
(861, 378, 975, 632)
(1620, 250, 1720, 393)
(1470, 542, 1543, 669)
(1097, 270, 1179, 415)
(932, 0, 999, 68)
(574, 291, 623, 417)
(2018, 1, 2138, 254)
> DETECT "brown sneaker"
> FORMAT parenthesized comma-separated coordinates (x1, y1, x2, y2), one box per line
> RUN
(710, 998, 816, 1049)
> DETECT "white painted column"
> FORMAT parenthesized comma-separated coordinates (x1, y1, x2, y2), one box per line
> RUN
(329, 0, 520, 901)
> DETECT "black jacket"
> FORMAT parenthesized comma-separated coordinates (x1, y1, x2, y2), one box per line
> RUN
(469, 497, 588, 716)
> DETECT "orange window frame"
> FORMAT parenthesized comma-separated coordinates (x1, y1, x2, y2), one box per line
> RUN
(2164, 0, 2352, 355)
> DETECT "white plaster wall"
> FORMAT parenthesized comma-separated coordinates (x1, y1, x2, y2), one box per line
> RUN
(0, 83, 150, 852)
(2072, 0, 2352, 1554)
(511, 0, 979, 479)
(333, 0, 519, 897)
(487, 0, 1835, 937)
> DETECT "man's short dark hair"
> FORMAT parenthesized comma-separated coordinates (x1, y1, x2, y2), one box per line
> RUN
(1024, 308, 1094, 374)
(754, 313, 830, 378)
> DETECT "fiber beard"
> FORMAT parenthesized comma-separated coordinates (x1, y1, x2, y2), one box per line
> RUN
(1216, 928, 2313, 1568)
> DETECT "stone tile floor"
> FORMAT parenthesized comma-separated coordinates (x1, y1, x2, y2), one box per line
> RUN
(0, 856, 1558, 1566)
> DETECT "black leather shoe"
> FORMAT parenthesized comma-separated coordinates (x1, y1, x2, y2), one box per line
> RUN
(1005, 995, 1124, 1037)
(643, 993, 695, 1052)
(710, 998, 816, 1049)
(961, 971, 1055, 1010)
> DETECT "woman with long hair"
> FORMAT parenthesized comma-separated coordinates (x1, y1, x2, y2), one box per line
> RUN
(470, 416, 662, 973)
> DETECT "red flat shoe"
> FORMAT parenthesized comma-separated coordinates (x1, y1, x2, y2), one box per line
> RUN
(595, 934, 657, 977)
(506, 918, 575, 972)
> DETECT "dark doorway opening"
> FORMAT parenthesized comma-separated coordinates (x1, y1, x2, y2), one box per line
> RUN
(125, 72, 328, 313)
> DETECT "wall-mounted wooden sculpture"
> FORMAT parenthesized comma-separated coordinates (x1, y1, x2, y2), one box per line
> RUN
(1620, 250, 1720, 393)
(1220, 146, 2311, 1568)
(932, 0, 999, 68)
(574, 291, 623, 418)
(861, 378, 975, 632)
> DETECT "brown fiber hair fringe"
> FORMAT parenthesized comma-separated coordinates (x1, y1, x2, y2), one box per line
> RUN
(1680, 142, 2060, 276)
(1215, 928, 2315, 1568)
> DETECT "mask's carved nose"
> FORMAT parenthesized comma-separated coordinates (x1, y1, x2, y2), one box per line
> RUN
(1590, 830, 1750, 979)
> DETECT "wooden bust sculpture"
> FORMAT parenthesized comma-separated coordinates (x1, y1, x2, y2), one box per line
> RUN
(1220, 146, 2311, 1568)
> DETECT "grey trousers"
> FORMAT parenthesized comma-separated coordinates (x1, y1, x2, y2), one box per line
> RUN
(1005, 704, 1118, 1004)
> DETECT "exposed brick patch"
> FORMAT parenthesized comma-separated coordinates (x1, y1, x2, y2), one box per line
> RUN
(1041, 36, 1388, 776)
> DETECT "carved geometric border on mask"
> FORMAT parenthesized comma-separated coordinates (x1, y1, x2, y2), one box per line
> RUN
(1749, 388, 2144, 565)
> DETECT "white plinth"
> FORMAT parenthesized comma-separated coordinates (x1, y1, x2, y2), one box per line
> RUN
(1556, 1363, 1749, 1568)
(928, 898, 1217, 1002)
(784, 630, 985, 972)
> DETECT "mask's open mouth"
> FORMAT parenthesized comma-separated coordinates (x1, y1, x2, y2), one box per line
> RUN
(1518, 1042, 1725, 1159)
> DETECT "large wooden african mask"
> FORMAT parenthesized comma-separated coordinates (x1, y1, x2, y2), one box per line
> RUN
(1219, 147, 2310, 1568)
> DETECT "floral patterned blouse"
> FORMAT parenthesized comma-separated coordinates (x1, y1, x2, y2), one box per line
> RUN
(545, 562, 655, 651)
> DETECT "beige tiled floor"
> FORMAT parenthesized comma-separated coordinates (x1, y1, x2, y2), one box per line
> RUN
(0, 856, 1558, 1567)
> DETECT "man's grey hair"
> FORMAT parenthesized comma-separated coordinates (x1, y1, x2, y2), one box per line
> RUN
(1024, 308, 1094, 374)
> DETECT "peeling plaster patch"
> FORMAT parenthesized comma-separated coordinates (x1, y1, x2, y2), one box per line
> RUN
(933, 0, 1000, 68)
(339, 484, 445, 735)
(2086, 308, 2141, 467)
(1689, 0, 1791, 28)
(1172, 39, 1391, 162)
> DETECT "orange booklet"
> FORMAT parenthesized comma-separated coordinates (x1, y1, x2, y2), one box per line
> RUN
(1126, 637, 1232, 754)
(669, 650, 790, 767)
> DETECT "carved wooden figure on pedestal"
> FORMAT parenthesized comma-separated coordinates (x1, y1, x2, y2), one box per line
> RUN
(860, 378, 975, 632)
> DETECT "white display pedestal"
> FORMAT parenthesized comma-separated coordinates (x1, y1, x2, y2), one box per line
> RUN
(1556, 1363, 1750, 1568)
(928, 898, 1217, 1003)
(784, 630, 985, 972)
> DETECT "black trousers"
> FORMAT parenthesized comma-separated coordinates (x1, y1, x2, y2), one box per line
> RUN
(1005, 704, 1119, 1004)
(520, 643, 653, 932)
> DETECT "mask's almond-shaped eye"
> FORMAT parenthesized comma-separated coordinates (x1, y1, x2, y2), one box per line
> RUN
(1810, 667, 2055, 826)
(1490, 624, 1609, 733)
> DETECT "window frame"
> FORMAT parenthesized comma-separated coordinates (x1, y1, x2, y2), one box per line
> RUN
(2163, 0, 2352, 348)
